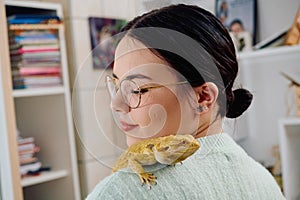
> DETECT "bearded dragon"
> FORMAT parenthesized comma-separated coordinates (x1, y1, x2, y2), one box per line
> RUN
(112, 134, 200, 188)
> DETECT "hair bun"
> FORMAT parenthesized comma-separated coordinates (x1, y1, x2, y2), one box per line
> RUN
(226, 88, 253, 118)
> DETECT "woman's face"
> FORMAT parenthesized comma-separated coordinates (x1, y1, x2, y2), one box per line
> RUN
(230, 22, 244, 33)
(111, 37, 199, 146)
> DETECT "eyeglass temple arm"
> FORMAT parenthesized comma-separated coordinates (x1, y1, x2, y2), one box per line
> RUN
(142, 81, 189, 90)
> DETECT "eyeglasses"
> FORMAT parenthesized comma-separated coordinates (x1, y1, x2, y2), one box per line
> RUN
(105, 75, 188, 109)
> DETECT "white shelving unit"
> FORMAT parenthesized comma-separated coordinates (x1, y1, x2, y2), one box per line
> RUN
(238, 45, 300, 60)
(21, 170, 68, 187)
(1, 1, 81, 199)
(278, 118, 300, 200)
(13, 86, 65, 98)
(236, 45, 300, 166)
(236, 45, 300, 199)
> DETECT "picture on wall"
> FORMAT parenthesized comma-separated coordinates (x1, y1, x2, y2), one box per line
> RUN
(88, 17, 127, 69)
(215, 0, 257, 51)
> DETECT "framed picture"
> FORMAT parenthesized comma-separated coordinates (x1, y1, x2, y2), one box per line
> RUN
(215, 0, 257, 47)
(88, 17, 127, 69)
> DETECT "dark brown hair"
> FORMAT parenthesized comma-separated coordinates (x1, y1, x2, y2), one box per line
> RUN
(121, 4, 252, 118)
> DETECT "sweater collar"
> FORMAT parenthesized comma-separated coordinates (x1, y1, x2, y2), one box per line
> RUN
(196, 133, 238, 156)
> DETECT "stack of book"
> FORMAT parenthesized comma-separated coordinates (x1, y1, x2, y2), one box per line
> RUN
(7, 15, 63, 89)
(18, 136, 42, 176)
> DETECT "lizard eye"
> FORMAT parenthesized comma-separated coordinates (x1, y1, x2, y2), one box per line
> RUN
(181, 140, 186, 145)
(163, 146, 169, 151)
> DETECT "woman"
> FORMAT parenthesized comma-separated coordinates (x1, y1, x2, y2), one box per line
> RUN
(87, 4, 285, 200)
(217, 1, 228, 25)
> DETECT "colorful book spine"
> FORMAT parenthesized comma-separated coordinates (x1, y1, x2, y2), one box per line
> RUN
(17, 134, 42, 176)
(10, 47, 59, 55)
(7, 16, 63, 90)
(17, 67, 61, 76)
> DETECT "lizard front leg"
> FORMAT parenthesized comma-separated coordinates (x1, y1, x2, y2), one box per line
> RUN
(128, 159, 157, 189)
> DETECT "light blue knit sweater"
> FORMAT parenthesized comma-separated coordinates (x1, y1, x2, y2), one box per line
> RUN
(86, 133, 285, 200)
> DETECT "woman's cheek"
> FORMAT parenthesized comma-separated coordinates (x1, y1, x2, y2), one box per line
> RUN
(130, 104, 168, 138)
(129, 93, 153, 126)
(130, 104, 168, 127)
(130, 106, 151, 126)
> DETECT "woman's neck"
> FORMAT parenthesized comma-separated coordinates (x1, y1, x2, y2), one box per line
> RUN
(194, 115, 223, 139)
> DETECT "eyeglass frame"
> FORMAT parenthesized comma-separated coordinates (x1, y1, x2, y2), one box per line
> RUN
(105, 75, 188, 109)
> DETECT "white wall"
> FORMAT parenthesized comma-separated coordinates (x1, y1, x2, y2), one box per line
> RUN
(257, 0, 300, 42)
(65, 0, 137, 198)
(139, 0, 215, 14)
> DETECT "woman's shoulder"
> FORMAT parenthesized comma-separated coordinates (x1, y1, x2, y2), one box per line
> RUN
(85, 171, 137, 200)
(86, 169, 166, 200)
(85, 164, 198, 200)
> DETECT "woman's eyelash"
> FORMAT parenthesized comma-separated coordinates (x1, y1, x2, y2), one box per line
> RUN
(131, 88, 149, 94)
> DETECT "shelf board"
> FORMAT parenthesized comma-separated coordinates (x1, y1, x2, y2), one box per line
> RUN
(21, 170, 68, 187)
(238, 45, 300, 60)
(13, 86, 65, 98)
(9, 24, 62, 30)
(279, 117, 300, 125)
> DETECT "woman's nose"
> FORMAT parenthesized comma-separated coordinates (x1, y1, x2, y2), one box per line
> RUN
(110, 91, 130, 113)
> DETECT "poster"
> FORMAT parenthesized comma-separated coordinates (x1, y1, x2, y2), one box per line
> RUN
(88, 17, 127, 69)
(215, 0, 257, 45)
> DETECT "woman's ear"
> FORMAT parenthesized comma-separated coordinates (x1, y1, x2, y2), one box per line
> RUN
(194, 82, 219, 112)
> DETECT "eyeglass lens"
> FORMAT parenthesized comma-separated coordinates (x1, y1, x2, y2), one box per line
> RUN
(106, 76, 141, 108)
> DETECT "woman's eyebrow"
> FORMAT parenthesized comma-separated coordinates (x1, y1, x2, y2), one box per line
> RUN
(112, 73, 152, 80)
(125, 74, 152, 80)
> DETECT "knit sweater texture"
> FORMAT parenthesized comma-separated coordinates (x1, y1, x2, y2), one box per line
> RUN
(86, 133, 285, 200)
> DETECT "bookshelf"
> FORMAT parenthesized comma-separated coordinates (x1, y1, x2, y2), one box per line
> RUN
(21, 170, 68, 187)
(0, 1, 80, 200)
(238, 45, 300, 60)
(13, 86, 65, 97)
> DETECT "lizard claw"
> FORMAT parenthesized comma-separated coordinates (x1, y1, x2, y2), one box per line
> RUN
(139, 173, 157, 189)
(171, 161, 183, 167)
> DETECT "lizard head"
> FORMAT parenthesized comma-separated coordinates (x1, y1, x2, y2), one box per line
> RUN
(153, 134, 200, 165)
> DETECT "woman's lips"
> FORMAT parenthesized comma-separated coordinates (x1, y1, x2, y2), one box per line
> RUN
(120, 121, 138, 132)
